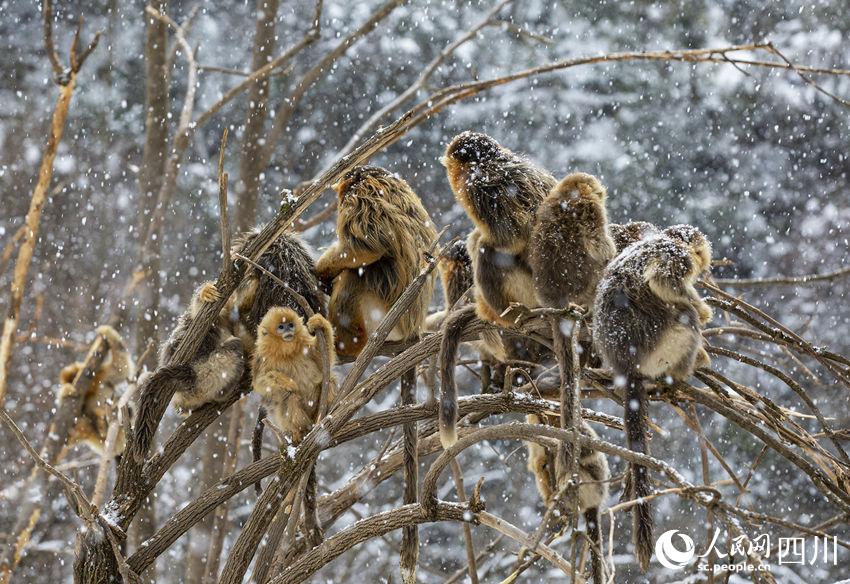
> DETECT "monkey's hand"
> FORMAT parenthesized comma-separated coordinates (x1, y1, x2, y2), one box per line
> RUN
(253, 370, 298, 397)
(316, 243, 382, 280)
(96, 325, 126, 349)
(696, 301, 713, 325)
(198, 281, 222, 304)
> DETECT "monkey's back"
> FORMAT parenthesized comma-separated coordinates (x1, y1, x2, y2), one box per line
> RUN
(592, 237, 701, 376)
(338, 182, 437, 339)
(608, 221, 660, 254)
(530, 195, 616, 308)
(234, 229, 325, 332)
(450, 154, 555, 249)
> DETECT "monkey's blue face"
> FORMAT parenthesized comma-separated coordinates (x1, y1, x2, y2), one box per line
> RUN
(277, 321, 296, 341)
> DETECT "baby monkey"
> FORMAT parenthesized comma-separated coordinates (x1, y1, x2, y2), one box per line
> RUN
(252, 307, 337, 445)
(58, 325, 134, 458)
(593, 228, 712, 571)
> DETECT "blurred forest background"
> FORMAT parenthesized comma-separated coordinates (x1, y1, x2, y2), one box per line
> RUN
(1, 0, 848, 582)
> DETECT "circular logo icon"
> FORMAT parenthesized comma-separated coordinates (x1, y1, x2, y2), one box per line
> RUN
(655, 530, 695, 570)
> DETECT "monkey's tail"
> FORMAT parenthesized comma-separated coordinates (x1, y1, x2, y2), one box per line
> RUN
(584, 506, 604, 584)
(252, 406, 268, 496)
(438, 305, 477, 449)
(624, 374, 653, 572)
(131, 364, 195, 463)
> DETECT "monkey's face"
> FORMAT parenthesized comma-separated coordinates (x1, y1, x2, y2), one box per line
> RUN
(257, 307, 309, 356)
(442, 131, 502, 168)
(276, 319, 297, 342)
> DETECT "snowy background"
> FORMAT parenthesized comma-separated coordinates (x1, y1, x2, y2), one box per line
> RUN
(1, 0, 849, 582)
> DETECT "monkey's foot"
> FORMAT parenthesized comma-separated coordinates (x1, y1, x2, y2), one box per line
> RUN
(695, 346, 712, 369)
(198, 282, 222, 303)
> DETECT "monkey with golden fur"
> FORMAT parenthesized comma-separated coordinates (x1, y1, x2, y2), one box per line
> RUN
(525, 415, 610, 584)
(58, 325, 134, 457)
(316, 166, 438, 357)
(443, 131, 556, 327)
(529, 172, 617, 309)
(132, 281, 246, 462)
(252, 306, 337, 444)
(592, 228, 712, 571)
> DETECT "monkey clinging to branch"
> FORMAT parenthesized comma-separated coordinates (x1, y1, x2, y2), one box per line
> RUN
(526, 416, 610, 584)
(443, 131, 555, 327)
(316, 165, 438, 357)
(58, 325, 134, 458)
(252, 306, 337, 444)
(529, 172, 617, 309)
(592, 229, 713, 571)
(132, 282, 246, 462)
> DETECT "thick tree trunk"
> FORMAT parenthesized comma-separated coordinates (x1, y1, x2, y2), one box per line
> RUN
(127, 1, 170, 573)
(237, 0, 280, 226)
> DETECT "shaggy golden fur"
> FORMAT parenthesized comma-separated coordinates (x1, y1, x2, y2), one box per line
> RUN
(231, 228, 325, 354)
(252, 307, 337, 443)
(316, 166, 437, 357)
(58, 325, 134, 456)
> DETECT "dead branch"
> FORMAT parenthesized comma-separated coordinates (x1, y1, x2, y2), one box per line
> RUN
(714, 265, 850, 286)
(267, 502, 576, 584)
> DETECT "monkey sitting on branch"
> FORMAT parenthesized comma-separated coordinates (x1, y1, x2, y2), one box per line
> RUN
(251, 306, 336, 518)
(439, 131, 556, 447)
(607, 220, 660, 254)
(592, 228, 713, 571)
(443, 131, 555, 328)
(316, 165, 438, 357)
(252, 306, 337, 445)
(57, 325, 134, 459)
(132, 282, 246, 462)
(529, 172, 617, 310)
(231, 227, 326, 349)
(525, 415, 610, 584)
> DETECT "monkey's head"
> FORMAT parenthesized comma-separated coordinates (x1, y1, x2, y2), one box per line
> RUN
(664, 224, 712, 274)
(334, 165, 410, 204)
(551, 172, 607, 204)
(257, 307, 312, 359)
(442, 131, 502, 168)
